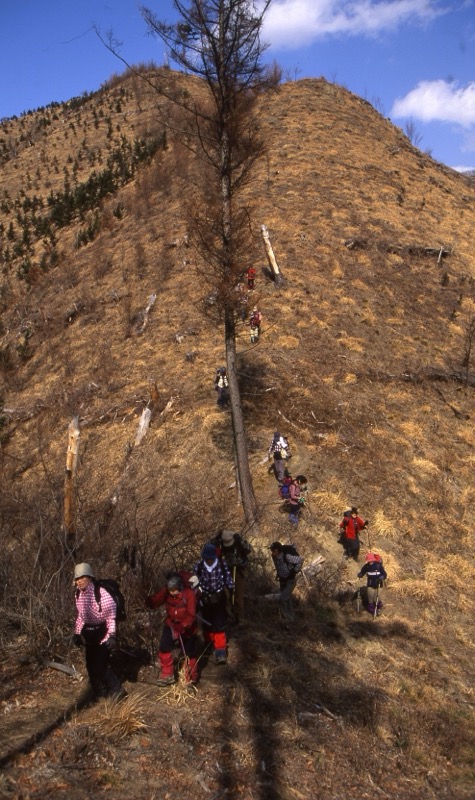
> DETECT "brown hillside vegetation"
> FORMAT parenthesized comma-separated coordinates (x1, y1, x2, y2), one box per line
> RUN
(0, 70, 474, 799)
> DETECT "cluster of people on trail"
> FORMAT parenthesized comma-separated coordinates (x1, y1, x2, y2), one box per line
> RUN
(267, 431, 308, 525)
(73, 418, 388, 699)
(144, 531, 254, 686)
(73, 529, 254, 694)
(266, 432, 387, 616)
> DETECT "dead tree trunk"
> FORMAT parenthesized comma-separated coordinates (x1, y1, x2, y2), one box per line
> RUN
(261, 225, 284, 285)
(64, 416, 80, 544)
(225, 310, 259, 531)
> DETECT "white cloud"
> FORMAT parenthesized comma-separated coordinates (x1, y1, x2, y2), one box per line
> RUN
(391, 80, 475, 126)
(262, 0, 444, 49)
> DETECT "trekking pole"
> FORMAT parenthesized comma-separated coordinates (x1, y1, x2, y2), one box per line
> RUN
(373, 585, 379, 620)
(148, 610, 158, 673)
(178, 634, 190, 677)
(231, 566, 237, 616)
(356, 585, 362, 614)
(365, 524, 372, 551)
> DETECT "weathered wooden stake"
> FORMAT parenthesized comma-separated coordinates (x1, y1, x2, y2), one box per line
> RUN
(64, 416, 80, 538)
(261, 224, 284, 285)
(134, 407, 152, 446)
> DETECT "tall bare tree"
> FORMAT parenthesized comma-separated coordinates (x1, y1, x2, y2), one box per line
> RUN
(140, 0, 274, 529)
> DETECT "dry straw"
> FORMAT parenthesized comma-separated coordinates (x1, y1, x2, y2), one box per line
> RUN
(86, 692, 148, 740)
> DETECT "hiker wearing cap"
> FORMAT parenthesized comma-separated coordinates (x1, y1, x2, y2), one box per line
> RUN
(268, 431, 290, 484)
(287, 475, 308, 525)
(213, 529, 252, 623)
(339, 506, 368, 561)
(193, 543, 234, 664)
(358, 553, 387, 616)
(146, 573, 198, 686)
(269, 542, 304, 625)
(73, 563, 123, 699)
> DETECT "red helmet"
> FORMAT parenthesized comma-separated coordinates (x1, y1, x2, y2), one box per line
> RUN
(365, 552, 382, 562)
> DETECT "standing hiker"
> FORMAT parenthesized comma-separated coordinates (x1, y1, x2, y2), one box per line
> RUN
(72, 562, 124, 700)
(246, 266, 256, 290)
(213, 529, 252, 624)
(268, 431, 291, 484)
(193, 543, 234, 665)
(339, 506, 368, 561)
(146, 572, 198, 686)
(358, 553, 387, 616)
(287, 474, 308, 525)
(249, 307, 262, 343)
(269, 542, 304, 626)
(214, 367, 229, 408)
(235, 282, 249, 320)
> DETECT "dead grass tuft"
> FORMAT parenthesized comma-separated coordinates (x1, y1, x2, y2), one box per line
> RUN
(370, 508, 398, 540)
(86, 692, 148, 740)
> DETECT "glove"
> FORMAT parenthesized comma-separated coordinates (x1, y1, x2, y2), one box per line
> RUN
(72, 634, 83, 647)
(105, 636, 117, 651)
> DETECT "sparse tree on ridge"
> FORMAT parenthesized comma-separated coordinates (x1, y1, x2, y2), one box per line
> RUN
(138, 0, 274, 529)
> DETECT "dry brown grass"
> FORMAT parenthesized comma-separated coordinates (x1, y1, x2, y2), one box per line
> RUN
(84, 692, 148, 741)
(1, 71, 475, 800)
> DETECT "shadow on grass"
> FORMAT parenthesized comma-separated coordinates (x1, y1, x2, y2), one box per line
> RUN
(212, 590, 387, 800)
(0, 685, 93, 769)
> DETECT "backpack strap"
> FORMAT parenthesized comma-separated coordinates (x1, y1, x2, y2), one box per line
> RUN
(93, 580, 102, 611)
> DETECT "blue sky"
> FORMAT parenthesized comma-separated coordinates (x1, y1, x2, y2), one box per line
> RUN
(1, 1, 474, 171)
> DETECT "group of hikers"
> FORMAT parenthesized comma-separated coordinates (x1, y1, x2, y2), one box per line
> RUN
(73, 528, 253, 697)
(74, 263, 386, 699)
(266, 431, 387, 616)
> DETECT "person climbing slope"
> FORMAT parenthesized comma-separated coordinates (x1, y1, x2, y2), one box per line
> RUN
(269, 542, 304, 626)
(339, 506, 368, 561)
(358, 552, 387, 616)
(212, 529, 252, 624)
(193, 543, 234, 664)
(146, 572, 198, 686)
(268, 431, 291, 484)
(214, 366, 229, 408)
(287, 475, 308, 525)
(249, 307, 262, 343)
(72, 562, 124, 700)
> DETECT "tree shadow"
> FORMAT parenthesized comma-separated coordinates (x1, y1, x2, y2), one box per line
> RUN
(0, 686, 93, 769)
(212, 590, 388, 799)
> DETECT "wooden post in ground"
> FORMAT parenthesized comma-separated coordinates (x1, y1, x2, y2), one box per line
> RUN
(261, 225, 284, 286)
(64, 416, 80, 543)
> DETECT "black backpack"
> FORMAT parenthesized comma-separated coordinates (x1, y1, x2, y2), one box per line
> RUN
(93, 578, 127, 622)
(282, 544, 303, 574)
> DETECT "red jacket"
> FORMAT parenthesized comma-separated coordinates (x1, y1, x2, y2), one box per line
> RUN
(147, 586, 197, 636)
(339, 515, 366, 540)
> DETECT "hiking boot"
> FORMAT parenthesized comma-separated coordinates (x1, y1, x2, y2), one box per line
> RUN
(156, 675, 175, 686)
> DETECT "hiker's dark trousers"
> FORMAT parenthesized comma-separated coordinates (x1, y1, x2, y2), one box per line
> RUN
(85, 643, 122, 698)
(344, 536, 360, 560)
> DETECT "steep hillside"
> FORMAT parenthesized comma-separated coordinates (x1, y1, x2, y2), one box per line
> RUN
(0, 72, 474, 799)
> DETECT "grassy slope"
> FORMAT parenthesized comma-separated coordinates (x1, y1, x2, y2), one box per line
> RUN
(0, 73, 474, 798)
